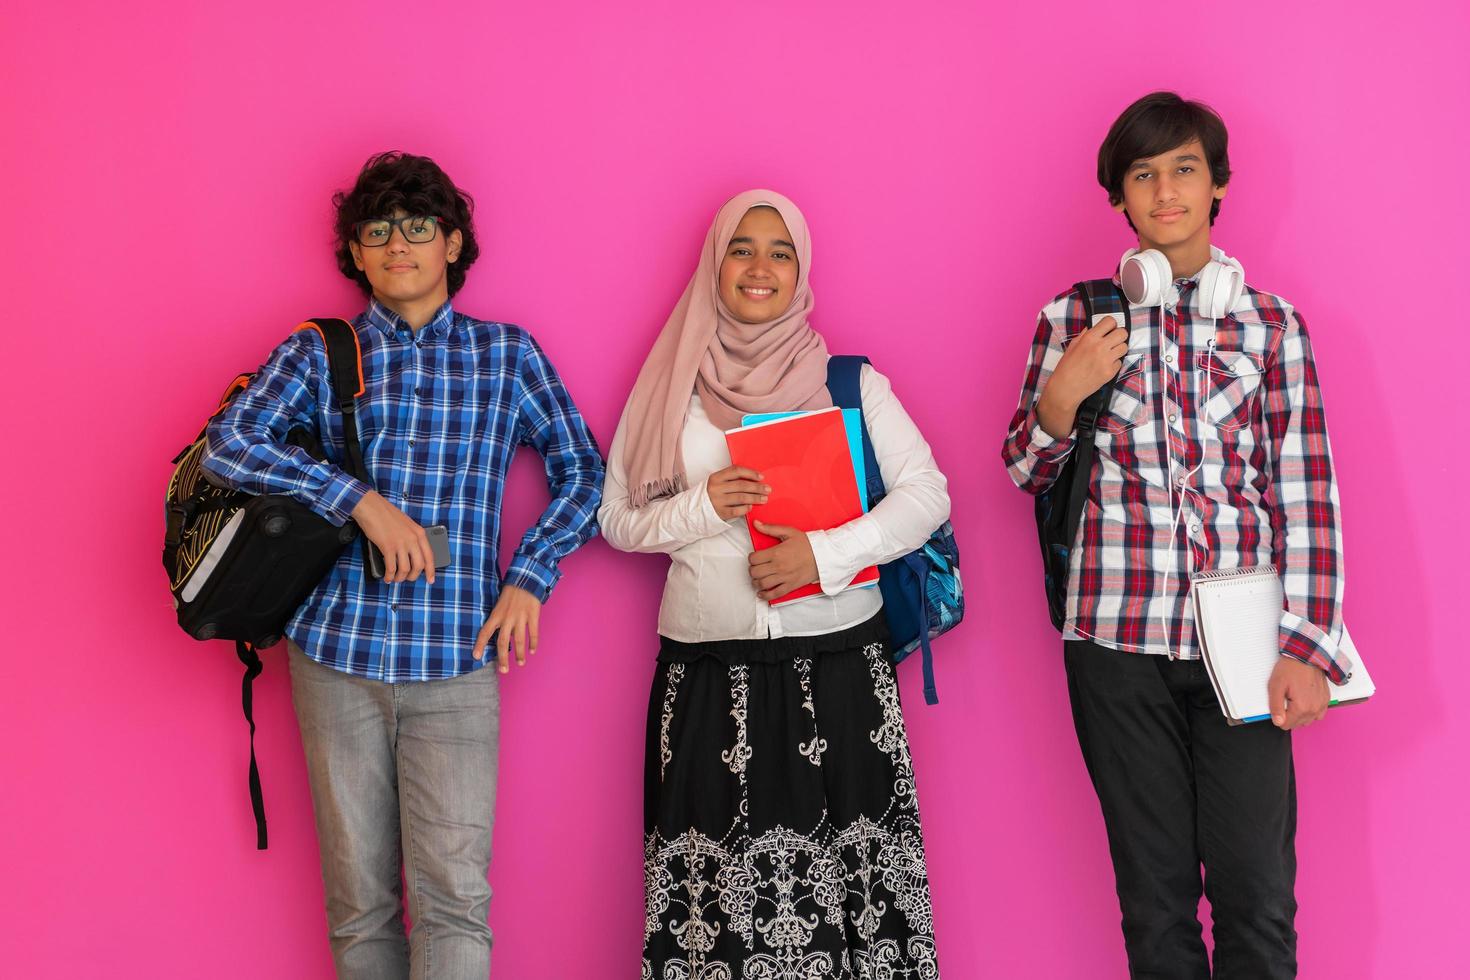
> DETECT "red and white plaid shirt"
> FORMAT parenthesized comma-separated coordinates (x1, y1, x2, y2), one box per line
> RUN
(1002, 264, 1352, 682)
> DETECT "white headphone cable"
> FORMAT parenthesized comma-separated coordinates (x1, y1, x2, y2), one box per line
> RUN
(1159, 309, 1216, 661)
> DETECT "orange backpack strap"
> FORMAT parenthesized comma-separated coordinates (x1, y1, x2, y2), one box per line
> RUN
(295, 318, 373, 573)
(293, 317, 370, 488)
(294, 318, 365, 401)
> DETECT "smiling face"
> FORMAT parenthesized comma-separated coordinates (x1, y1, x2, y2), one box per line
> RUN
(718, 206, 800, 324)
(1114, 139, 1227, 255)
(349, 209, 464, 312)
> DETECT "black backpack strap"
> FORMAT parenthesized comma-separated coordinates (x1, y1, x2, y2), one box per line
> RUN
(297, 318, 369, 484)
(1061, 280, 1131, 569)
(235, 640, 267, 850)
(219, 318, 365, 852)
(298, 318, 372, 572)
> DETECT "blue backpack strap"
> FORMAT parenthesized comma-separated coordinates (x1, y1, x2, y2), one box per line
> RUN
(906, 551, 939, 704)
(826, 355, 886, 505)
(919, 621, 938, 703)
(827, 355, 937, 703)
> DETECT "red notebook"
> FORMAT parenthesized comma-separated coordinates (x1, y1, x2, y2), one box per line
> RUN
(724, 407, 879, 605)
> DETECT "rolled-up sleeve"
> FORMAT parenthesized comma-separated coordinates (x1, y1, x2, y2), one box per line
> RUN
(1003, 310, 1078, 495)
(1263, 310, 1352, 684)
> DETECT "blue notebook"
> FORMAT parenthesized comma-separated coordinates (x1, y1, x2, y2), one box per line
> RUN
(741, 409, 869, 511)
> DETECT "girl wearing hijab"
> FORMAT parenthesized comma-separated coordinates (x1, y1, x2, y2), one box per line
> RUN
(601, 190, 948, 978)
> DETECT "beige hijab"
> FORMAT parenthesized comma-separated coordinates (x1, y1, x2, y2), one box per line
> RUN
(620, 190, 831, 507)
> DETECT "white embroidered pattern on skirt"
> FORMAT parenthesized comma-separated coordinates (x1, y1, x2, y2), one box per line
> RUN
(644, 643, 939, 980)
(793, 657, 828, 767)
(660, 663, 686, 781)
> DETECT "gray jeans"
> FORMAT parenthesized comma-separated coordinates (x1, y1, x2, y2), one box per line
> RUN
(288, 644, 500, 979)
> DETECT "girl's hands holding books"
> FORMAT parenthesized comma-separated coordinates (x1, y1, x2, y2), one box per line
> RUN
(748, 521, 818, 602)
(708, 466, 770, 520)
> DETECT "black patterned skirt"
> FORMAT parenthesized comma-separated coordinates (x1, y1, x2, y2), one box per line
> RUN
(642, 615, 940, 980)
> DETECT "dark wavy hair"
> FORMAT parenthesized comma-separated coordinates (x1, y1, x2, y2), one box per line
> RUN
(332, 151, 480, 296)
(1098, 92, 1232, 229)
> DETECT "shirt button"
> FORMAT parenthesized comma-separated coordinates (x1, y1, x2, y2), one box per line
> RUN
(391, 603, 399, 612)
(1190, 523, 1201, 535)
(408, 439, 416, 447)
(1168, 413, 1178, 424)
(1165, 354, 1174, 364)
(415, 387, 427, 397)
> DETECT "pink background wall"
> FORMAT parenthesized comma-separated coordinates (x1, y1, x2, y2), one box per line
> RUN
(4, 1, 1466, 976)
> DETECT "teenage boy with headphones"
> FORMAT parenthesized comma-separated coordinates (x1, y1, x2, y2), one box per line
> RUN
(204, 152, 604, 976)
(1001, 92, 1351, 978)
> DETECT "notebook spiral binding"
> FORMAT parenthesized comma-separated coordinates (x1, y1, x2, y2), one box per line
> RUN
(1191, 564, 1277, 584)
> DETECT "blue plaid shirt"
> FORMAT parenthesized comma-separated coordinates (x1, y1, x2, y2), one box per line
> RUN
(204, 299, 604, 682)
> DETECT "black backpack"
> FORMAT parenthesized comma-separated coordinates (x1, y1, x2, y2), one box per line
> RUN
(1034, 281, 1131, 632)
(163, 317, 369, 848)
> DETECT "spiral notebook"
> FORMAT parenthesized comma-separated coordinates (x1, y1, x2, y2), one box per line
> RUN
(1190, 565, 1375, 725)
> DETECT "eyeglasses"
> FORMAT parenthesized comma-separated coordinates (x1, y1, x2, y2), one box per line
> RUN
(353, 215, 443, 247)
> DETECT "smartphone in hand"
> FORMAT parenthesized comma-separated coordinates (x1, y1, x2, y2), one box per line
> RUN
(368, 524, 451, 579)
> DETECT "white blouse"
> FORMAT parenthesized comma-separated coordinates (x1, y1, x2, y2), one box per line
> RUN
(599, 363, 951, 643)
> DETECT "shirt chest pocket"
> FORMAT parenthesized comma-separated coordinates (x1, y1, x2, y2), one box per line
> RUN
(1098, 354, 1150, 434)
(1197, 349, 1266, 432)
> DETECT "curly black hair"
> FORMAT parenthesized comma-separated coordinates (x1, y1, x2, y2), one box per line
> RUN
(1098, 92, 1232, 229)
(332, 151, 480, 296)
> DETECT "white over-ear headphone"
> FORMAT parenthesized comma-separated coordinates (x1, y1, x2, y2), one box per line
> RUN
(1119, 247, 1245, 320)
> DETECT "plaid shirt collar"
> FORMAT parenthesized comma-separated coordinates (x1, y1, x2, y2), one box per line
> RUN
(365, 296, 456, 342)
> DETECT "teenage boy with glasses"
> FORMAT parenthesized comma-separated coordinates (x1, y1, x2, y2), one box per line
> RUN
(204, 151, 604, 977)
(1002, 93, 1352, 978)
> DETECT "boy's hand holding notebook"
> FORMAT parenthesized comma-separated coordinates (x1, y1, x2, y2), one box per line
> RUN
(1190, 565, 1374, 725)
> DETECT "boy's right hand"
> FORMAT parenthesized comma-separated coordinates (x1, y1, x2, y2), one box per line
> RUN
(1037, 316, 1129, 438)
(350, 491, 436, 584)
(707, 466, 770, 520)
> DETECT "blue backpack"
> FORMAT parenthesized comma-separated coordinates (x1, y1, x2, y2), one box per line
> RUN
(827, 356, 964, 704)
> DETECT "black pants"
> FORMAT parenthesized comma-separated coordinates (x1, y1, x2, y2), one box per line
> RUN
(1065, 640, 1298, 979)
